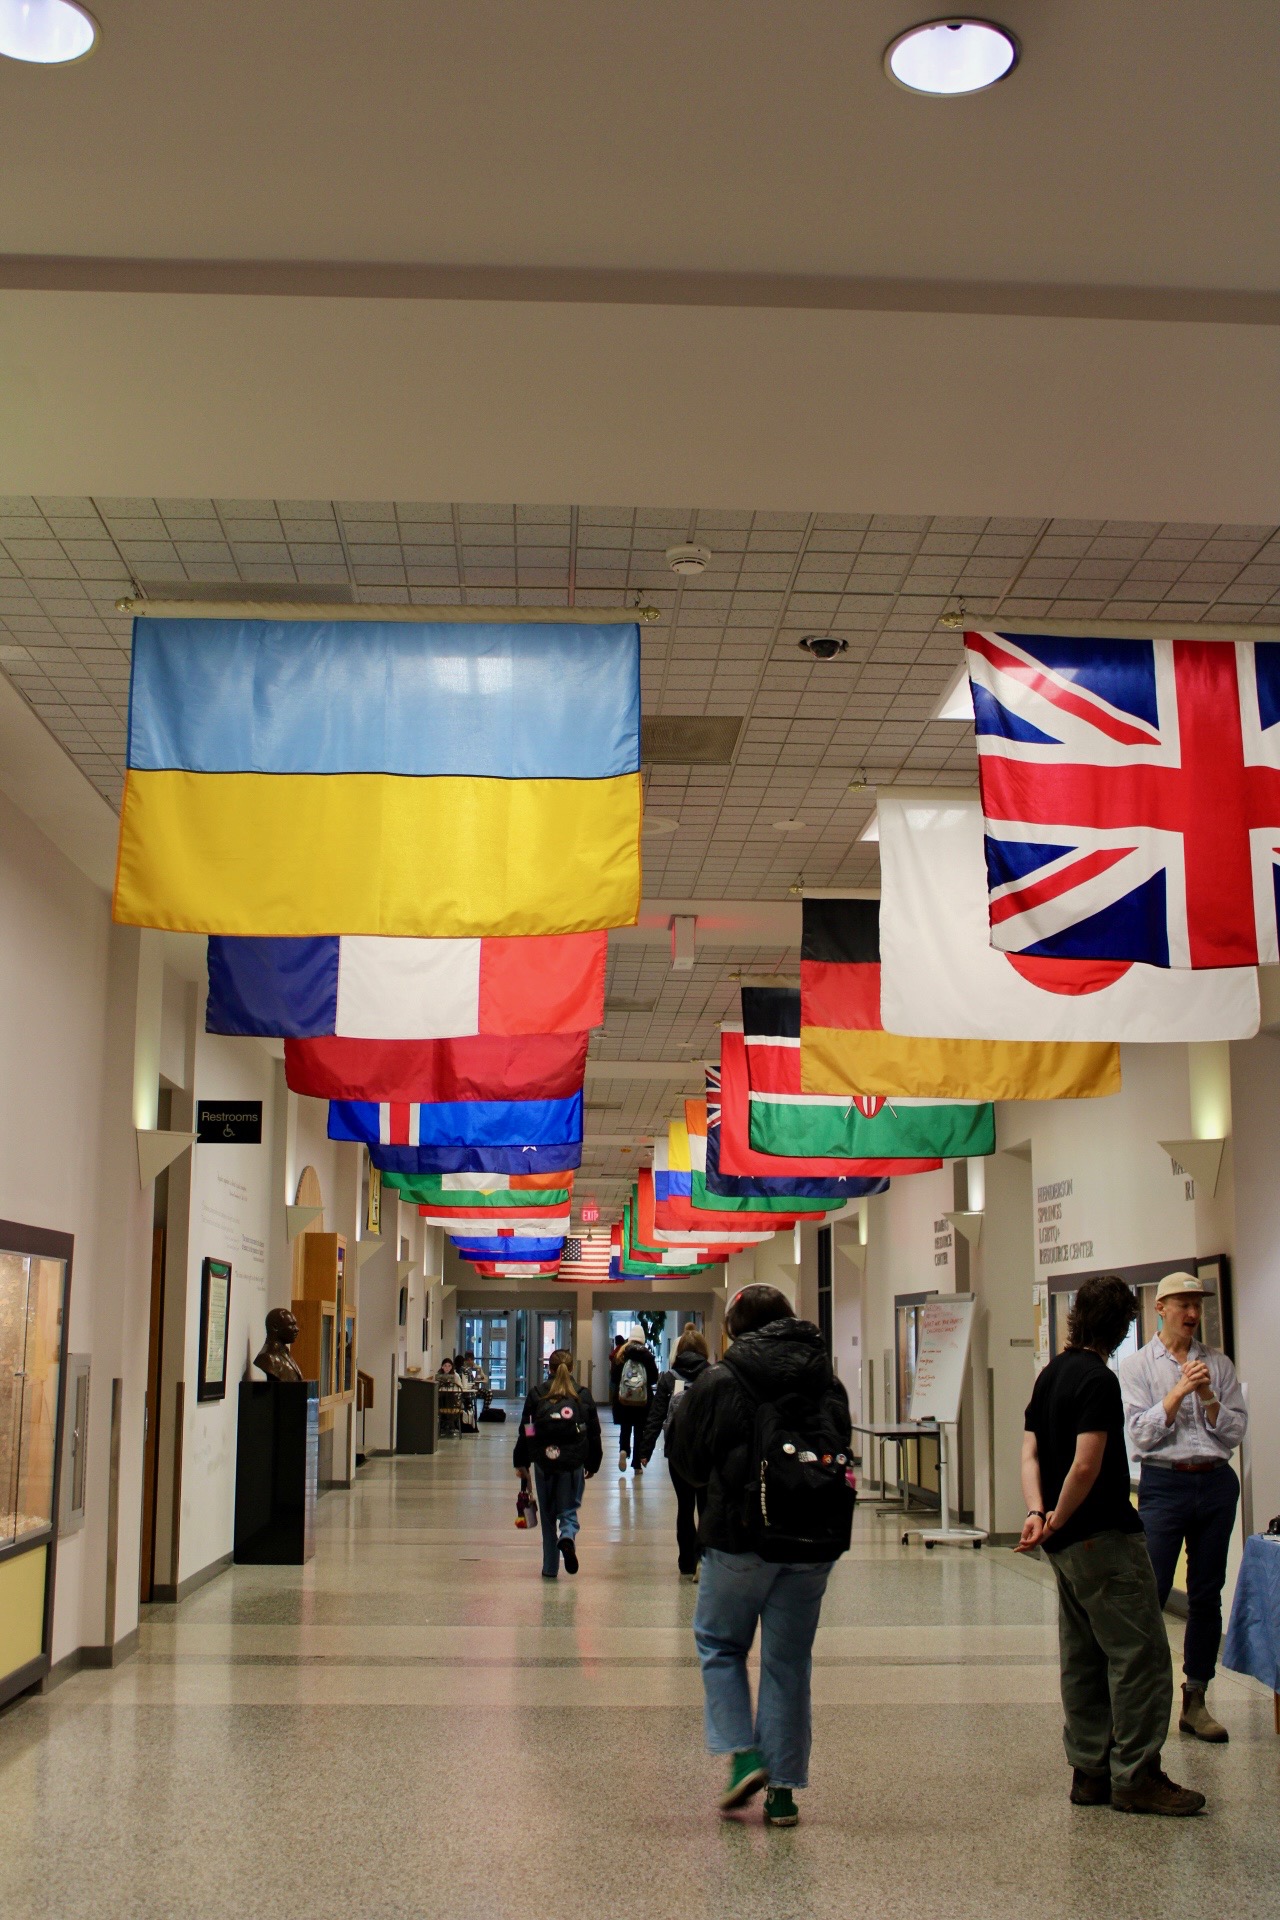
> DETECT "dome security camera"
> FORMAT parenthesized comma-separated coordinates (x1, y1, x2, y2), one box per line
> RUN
(799, 634, 849, 661)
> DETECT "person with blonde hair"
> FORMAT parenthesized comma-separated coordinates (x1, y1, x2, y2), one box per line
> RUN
(640, 1323, 712, 1577)
(513, 1349, 603, 1578)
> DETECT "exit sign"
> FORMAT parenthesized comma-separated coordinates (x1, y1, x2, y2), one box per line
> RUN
(580, 1203, 600, 1225)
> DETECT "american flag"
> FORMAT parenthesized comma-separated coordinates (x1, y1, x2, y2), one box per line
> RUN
(558, 1233, 617, 1282)
(967, 629, 1280, 969)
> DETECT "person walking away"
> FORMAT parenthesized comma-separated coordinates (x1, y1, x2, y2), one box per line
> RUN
(513, 1349, 602, 1578)
(1019, 1274, 1205, 1816)
(668, 1285, 856, 1828)
(639, 1324, 711, 1576)
(613, 1330, 658, 1474)
(1120, 1270, 1248, 1743)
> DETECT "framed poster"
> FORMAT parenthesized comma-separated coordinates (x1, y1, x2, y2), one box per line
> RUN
(197, 1257, 232, 1401)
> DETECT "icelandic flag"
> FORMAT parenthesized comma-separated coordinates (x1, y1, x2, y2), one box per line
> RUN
(329, 1091, 583, 1150)
(205, 931, 606, 1039)
(967, 628, 1280, 968)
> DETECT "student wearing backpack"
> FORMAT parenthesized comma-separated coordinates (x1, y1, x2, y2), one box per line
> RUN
(611, 1331, 658, 1473)
(513, 1349, 603, 1578)
(639, 1324, 711, 1576)
(668, 1285, 855, 1828)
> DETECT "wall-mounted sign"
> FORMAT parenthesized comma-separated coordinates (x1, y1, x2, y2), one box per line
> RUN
(196, 1101, 263, 1145)
(580, 1203, 600, 1225)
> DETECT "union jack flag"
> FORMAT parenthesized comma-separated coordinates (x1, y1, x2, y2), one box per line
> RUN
(967, 629, 1280, 969)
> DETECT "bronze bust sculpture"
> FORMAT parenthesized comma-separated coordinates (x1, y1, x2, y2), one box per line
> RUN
(254, 1307, 305, 1384)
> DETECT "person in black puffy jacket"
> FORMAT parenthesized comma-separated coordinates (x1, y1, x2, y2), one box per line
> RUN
(639, 1324, 711, 1576)
(513, 1350, 603, 1578)
(668, 1285, 852, 1829)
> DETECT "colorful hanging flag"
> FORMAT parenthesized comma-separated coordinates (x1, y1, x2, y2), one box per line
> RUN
(745, 990, 996, 1159)
(668, 1117, 883, 1214)
(619, 1203, 720, 1273)
(557, 1237, 618, 1283)
(284, 1030, 588, 1102)
(715, 1034, 941, 1180)
(369, 1141, 582, 1176)
(800, 898, 1121, 1102)
(687, 1098, 898, 1198)
(449, 1237, 567, 1260)
(966, 627, 1280, 969)
(878, 787, 1260, 1041)
(638, 1167, 776, 1249)
(381, 1171, 572, 1207)
(471, 1262, 564, 1276)
(205, 931, 607, 1038)
(113, 617, 642, 936)
(426, 1208, 572, 1234)
(648, 1148, 804, 1237)
(330, 1090, 583, 1150)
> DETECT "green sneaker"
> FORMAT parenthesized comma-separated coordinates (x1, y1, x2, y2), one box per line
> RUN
(763, 1787, 799, 1827)
(718, 1748, 769, 1811)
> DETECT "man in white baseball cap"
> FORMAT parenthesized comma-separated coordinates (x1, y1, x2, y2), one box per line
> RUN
(1119, 1272, 1248, 1743)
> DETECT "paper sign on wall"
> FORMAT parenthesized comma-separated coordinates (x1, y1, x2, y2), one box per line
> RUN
(907, 1293, 975, 1425)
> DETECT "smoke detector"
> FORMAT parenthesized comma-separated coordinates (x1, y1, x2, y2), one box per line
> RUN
(666, 543, 712, 576)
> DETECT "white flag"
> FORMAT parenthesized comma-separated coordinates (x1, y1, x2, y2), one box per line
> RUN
(879, 788, 1259, 1043)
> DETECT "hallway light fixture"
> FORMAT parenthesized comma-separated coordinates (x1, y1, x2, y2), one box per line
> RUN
(0, 0, 98, 63)
(935, 666, 976, 721)
(885, 18, 1019, 96)
(135, 1129, 194, 1188)
(1159, 1137, 1227, 1198)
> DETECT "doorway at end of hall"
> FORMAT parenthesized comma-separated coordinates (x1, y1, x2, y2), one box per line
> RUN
(457, 1308, 574, 1401)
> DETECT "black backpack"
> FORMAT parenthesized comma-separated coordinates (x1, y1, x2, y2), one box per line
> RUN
(529, 1388, 590, 1473)
(723, 1361, 856, 1564)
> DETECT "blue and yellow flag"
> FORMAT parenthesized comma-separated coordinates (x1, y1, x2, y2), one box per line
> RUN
(113, 618, 642, 936)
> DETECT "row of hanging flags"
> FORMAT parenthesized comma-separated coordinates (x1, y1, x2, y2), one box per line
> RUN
(109, 614, 1265, 1280)
(111, 614, 644, 1277)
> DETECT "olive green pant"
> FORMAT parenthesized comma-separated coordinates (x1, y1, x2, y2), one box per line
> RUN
(1048, 1530, 1172, 1786)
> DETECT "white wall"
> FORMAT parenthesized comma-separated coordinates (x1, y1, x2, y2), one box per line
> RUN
(1226, 1035, 1280, 1529)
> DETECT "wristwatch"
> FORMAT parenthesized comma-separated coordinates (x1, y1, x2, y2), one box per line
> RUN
(1027, 1508, 1046, 1519)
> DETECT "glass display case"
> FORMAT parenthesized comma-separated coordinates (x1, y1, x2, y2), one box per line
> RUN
(0, 1221, 73, 1710)
(0, 1248, 65, 1550)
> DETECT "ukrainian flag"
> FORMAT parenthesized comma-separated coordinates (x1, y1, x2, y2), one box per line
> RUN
(113, 617, 642, 936)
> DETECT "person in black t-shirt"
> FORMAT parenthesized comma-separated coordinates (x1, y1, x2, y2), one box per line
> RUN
(1020, 1276, 1205, 1818)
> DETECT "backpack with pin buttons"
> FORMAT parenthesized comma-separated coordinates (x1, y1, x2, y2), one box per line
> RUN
(722, 1362, 856, 1563)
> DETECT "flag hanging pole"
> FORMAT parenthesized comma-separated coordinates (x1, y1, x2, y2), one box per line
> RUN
(941, 612, 1280, 643)
(117, 597, 661, 623)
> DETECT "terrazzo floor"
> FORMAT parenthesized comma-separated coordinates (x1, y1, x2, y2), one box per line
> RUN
(2, 1419, 1277, 1920)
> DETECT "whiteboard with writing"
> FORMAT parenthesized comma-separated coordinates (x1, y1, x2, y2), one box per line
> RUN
(908, 1293, 975, 1425)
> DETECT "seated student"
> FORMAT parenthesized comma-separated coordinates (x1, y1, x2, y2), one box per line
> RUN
(513, 1350, 603, 1578)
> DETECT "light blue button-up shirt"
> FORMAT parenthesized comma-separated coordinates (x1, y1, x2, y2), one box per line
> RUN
(1119, 1333, 1248, 1467)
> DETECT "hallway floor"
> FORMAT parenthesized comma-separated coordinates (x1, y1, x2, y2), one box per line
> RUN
(1, 1420, 1277, 1920)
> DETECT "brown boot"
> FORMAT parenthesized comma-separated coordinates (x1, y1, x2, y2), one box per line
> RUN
(1113, 1765, 1206, 1817)
(1180, 1685, 1229, 1743)
(1069, 1769, 1111, 1806)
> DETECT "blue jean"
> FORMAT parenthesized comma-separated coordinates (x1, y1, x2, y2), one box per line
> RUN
(693, 1547, 833, 1789)
(1138, 1462, 1239, 1685)
(534, 1465, 585, 1577)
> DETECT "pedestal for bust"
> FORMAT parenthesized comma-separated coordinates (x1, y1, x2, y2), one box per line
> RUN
(234, 1380, 319, 1564)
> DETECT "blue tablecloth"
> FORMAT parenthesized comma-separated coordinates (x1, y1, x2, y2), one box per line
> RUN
(1224, 1533, 1280, 1692)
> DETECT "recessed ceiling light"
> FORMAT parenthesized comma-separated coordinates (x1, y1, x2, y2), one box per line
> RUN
(772, 819, 809, 833)
(935, 666, 975, 721)
(0, 0, 98, 63)
(666, 543, 712, 576)
(644, 815, 679, 835)
(885, 18, 1018, 96)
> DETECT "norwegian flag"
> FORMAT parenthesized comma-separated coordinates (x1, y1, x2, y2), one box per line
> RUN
(968, 629, 1280, 968)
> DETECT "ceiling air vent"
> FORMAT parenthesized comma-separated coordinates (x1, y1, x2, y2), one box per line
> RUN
(641, 715, 743, 765)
